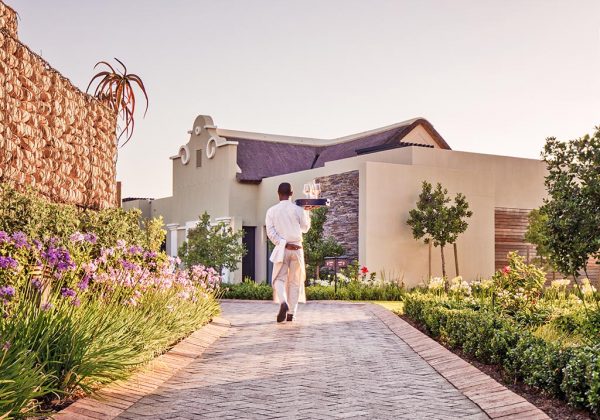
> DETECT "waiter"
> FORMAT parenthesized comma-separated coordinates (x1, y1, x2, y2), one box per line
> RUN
(265, 182, 312, 323)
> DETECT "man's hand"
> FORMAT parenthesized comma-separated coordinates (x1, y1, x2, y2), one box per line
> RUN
(285, 244, 302, 251)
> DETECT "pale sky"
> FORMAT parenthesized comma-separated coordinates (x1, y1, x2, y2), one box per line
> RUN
(8, 0, 600, 199)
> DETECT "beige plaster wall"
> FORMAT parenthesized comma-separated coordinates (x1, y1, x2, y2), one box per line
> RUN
(363, 161, 495, 286)
(410, 148, 548, 208)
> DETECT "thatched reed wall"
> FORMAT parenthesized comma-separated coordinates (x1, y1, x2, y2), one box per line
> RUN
(0, 1, 118, 209)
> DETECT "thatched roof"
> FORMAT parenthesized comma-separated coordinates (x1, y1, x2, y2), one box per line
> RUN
(225, 118, 448, 183)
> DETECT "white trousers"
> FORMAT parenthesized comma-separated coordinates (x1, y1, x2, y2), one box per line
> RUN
(273, 249, 303, 314)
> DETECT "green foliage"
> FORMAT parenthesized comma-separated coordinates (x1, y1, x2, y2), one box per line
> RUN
(0, 184, 164, 249)
(178, 212, 246, 272)
(220, 280, 405, 301)
(303, 207, 344, 279)
(0, 183, 218, 416)
(1, 282, 219, 417)
(524, 208, 554, 270)
(404, 292, 600, 415)
(540, 129, 600, 278)
(142, 215, 167, 252)
(406, 181, 472, 279)
(221, 280, 273, 300)
(492, 251, 546, 316)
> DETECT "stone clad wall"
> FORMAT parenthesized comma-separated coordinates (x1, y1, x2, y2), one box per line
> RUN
(0, 1, 118, 209)
(315, 171, 359, 261)
(0, 1, 16, 37)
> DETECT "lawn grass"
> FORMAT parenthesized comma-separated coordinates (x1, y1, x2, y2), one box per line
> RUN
(368, 300, 404, 314)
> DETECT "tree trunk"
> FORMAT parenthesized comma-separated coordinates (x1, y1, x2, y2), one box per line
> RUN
(316, 265, 321, 281)
(440, 245, 447, 290)
(453, 242, 459, 277)
(428, 241, 432, 280)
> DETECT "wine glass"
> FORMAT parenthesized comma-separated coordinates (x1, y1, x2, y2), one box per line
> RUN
(313, 183, 321, 198)
(303, 183, 311, 198)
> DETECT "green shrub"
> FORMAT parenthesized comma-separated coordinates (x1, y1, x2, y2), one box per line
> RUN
(306, 285, 335, 300)
(0, 184, 165, 251)
(403, 291, 600, 416)
(221, 280, 405, 301)
(221, 281, 273, 300)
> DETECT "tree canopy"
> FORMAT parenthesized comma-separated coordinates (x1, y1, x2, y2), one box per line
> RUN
(407, 181, 472, 279)
(537, 128, 600, 278)
(178, 212, 246, 273)
(303, 207, 344, 280)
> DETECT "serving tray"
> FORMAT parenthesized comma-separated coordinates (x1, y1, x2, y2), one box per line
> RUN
(295, 198, 330, 208)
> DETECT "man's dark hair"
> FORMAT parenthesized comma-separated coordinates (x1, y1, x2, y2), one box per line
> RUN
(278, 182, 292, 196)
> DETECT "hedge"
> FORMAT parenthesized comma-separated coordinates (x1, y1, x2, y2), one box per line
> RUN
(221, 281, 405, 301)
(403, 293, 600, 415)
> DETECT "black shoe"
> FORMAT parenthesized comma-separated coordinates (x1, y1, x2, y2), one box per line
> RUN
(277, 302, 289, 323)
(286, 313, 294, 322)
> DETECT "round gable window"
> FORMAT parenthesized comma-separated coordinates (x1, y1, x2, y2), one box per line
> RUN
(206, 138, 217, 159)
(179, 145, 190, 165)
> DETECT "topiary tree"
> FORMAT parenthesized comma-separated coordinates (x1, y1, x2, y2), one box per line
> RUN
(303, 207, 344, 280)
(539, 128, 600, 302)
(407, 181, 473, 283)
(178, 212, 246, 273)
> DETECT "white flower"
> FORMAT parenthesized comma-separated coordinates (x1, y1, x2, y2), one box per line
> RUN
(449, 276, 471, 295)
(580, 278, 597, 295)
(550, 279, 571, 289)
(428, 277, 445, 290)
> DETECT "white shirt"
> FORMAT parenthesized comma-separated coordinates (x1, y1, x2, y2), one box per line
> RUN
(265, 200, 311, 262)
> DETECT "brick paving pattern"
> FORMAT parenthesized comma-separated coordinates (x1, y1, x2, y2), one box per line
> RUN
(117, 302, 489, 419)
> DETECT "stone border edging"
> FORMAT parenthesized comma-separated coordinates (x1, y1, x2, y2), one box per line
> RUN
(55, 317, 231, 420)
(368, 304, 550, 420)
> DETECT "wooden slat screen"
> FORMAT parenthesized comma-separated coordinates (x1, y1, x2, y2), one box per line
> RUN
(494, 208, 536, 271)
(495, 207, 599, 285)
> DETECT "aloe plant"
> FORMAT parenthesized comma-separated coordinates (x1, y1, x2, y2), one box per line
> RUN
(86, 58, 148, 146)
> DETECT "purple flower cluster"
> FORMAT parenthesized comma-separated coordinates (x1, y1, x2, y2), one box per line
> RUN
(0, 231, 9, 243)
(69, 232, 98, 244)
(11, 232, 28, 249)
(0, 256, 18, 270)
(31, 277, 43, 290)
(128, 245, 144, 255)
(0, 285, 15, 298)
(42, 246, 75, 272)
(60, 287, 76, 298)
(84, 233, 98, 244)
(120, 260, 139, 271)
(78, 275, 90, 291)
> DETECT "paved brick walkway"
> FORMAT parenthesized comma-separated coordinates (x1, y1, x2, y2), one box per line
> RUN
(117, 302, 489, 419)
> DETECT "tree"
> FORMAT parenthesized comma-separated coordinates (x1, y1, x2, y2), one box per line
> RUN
(538, 128, 600, 288)
(178, 212, 246, 273)
(524, 208, 556, 273)
(407, 181, 473, 282)
(303, 207, 344, 280)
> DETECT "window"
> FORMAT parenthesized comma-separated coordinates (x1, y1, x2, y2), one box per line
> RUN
(196, 149, 202, 167)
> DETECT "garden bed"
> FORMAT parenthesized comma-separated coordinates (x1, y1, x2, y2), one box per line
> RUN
(400, 264, 600, 418)
(400, 314, 591, 420)
(0, 185, 222, 418)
